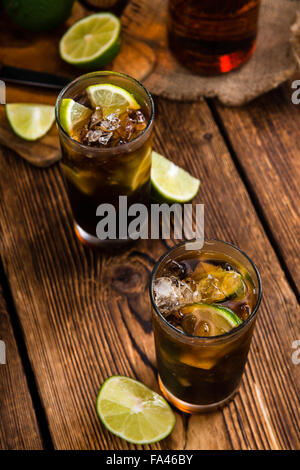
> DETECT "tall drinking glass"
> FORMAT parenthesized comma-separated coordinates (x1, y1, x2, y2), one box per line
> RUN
(150, 239, 262, 413)
(56, 71, 154, 248)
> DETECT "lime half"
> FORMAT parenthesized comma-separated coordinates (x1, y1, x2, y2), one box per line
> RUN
(96, 376, 175, 444)
(151, 151, 200, 203)
(6, 103, 55, 141)
(59, 99, 92, 135)
(86, 83, 140, 116)
(59, 13, 121, 69)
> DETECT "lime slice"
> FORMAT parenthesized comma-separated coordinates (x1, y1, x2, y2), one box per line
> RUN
(151, 151, 200, 203)
(6, 103, 55, 141)
(129, 147, 152, 191)
(62, 165, 101, 196)
(96, 376, 175, 444)
(59, 13, 121, 69)
(180, 303, 242, 337)
(59, 98, 92, 135)
(86, 83, 140, 116)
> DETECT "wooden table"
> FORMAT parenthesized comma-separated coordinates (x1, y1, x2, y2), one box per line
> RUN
(0, 6, 299, 452)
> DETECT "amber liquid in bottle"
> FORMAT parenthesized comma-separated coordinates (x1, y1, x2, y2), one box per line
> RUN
(78, 0, 128, 16)
(168, 0, 261, 75)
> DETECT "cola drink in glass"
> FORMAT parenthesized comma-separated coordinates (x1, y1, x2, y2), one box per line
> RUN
(56, 71, 154, 248)
(150, 239, 262, 413)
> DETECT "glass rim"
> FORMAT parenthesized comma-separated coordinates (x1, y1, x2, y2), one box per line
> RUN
(149, 239, 263, 341)
(55, 70, 155, 155)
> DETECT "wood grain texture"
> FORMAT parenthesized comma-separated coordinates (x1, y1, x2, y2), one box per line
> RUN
(215, 82, 300, 292)
(0, 146, 185, 450)
(154, 100, 300, 449)
(0, 284, 42, 449)
(0, 96, 299, 449)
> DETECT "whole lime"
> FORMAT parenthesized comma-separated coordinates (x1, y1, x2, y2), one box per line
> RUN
(3, 0, 75, 32)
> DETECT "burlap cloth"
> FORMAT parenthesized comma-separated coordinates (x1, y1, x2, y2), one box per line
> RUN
(123, 0, 300, 105)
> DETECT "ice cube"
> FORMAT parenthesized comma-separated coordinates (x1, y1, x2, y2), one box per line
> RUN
(76, 105, 148, 147)
(75, 91, 91, 108)
(196, 275, 224, 302)
(99, 114, 120, 132)
(178, 279, 194, 305)
(90, 106, 103, 128)
(117, 114, 134, 141)
(98, 132, 113, 145)
(84, 129, 104, 144)
(163, 259, 192, 279)
(82, 129, 113, 146)
(128, 109, 146, 124)
(153, 277, 177, 311)
(195, 320, 211, 336)
(153, 276, 194, 313)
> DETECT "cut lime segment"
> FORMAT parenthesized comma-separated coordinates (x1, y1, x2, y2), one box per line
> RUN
(59, 13, 121, 69)
(180, 303, 242, 337)
(59, 98, 92, 135)
(96, 376, 175, 444)
(151, 151, 200, 203)
(6, 103, 55, 141)
(86, 83, 140, 116)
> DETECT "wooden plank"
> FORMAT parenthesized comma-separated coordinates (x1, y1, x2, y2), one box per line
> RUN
(214, 82, 300, 292)
(0, 97, 299, 449)
(0, 283, 43, 449)
(154, 99, 300, 449)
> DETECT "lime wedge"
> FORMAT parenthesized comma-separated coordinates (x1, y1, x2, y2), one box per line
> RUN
(180, 303, 242, 337)
(59, 98, 92, 135)
(86, 83, 140, 116)
(96, 376, 175, 444)
(151, 151, 200, 203)
(129, 147, 152, 191)
(6, 103, 55, 141)
(59, 13, 121, 69)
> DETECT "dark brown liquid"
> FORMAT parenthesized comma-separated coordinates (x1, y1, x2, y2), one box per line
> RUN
(60, 94, 152, 244)
(78, 0, 129, 16)
(153, 249, 258, 407)
(168, 0, 261, 75)
(159, 252, 256, 332)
